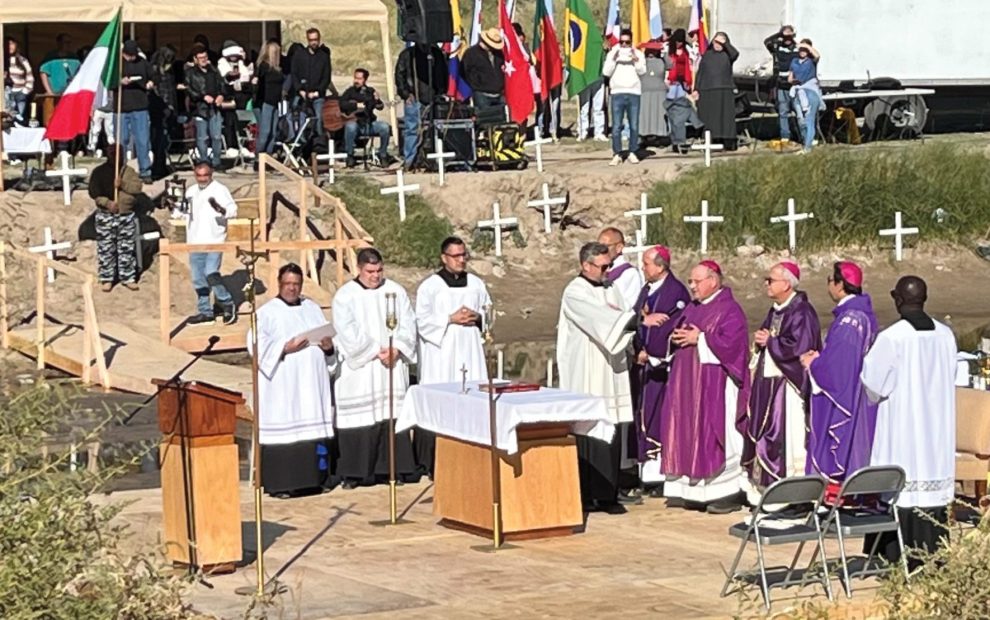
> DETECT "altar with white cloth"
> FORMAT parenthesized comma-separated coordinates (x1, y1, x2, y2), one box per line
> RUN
(398, 382, 615, 539)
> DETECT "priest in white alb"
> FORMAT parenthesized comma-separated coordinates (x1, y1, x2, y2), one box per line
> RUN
(248, 263, 335, 498)
(332, 248, 419, 488)
(861, 276, 956, 568)
(557, 241, 636, 511)
(414, 236, 491, 476)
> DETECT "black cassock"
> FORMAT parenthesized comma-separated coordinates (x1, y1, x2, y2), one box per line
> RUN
(333, 422, 420, 485)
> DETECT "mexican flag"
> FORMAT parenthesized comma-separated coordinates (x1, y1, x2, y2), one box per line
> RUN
(532, 0, 563, 101)
(45, 11, 121, 141)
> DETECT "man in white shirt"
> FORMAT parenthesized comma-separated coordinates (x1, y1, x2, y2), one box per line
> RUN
(602, 28, 646, 165)
(183, 162, 238, 325)
(598, 227, 644, 311)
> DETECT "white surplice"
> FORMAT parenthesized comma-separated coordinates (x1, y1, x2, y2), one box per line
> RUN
(862, 318, 957, 508)
(332, 279, 418, 429)
(248, 297, 335, 445)
(609, 254, 644, 311)
(556, 276, 635, 423)
(415, 273, 491, 383)
(665, 289, 745, 503)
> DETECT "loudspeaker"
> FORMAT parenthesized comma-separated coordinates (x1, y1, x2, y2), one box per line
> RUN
(397, 0, 454, 44)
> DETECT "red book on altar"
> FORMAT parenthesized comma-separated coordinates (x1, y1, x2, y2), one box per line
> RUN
(479, 381, 543, 394)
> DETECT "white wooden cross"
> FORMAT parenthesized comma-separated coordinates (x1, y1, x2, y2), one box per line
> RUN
(134, 225, 161, 273)
(45, 151, 89, 206)
(621, 229, 652, 267)
(623, 193, 663, 240)
(315, 140, 348, 185)
(683, 199, 724, 255)
(546, 358, 554, 388)
(426, 135, 456, 186)
(477, 201, 519, 257)
(496, 349, 505, 379)
(379, 169, 420, 222)
(879, 211, 919, 261)
(527, 183, 566, 234)
(690, 130, 724, 168)
(524, 127, 552, 173)
(28, 227, 72, 283)
(769, 198, 814, 253)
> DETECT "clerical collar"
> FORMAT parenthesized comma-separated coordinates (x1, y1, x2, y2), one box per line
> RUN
(354, 277, 385, 290)
(437, 268, 467, 288)
(612, 254, 629, 268)
(900, 309, 935, 331)
(773, 291, 797, 311)
(699, 287, 723, 305)
(580, 273, 605, 288)
(278, 295, 302, 307)
(647, 274, 668, 295)
(837, 293, 856, 307)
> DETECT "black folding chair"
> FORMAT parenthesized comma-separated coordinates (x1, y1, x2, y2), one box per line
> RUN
(721, 475, 832, 610)
(820, 465, 909, 598)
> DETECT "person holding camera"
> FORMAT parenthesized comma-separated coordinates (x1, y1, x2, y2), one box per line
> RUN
(789, 39, 823, 154)
(183, 162, 238, 325)
(764, 25, 799, 142)
(603, 29, 646, 166)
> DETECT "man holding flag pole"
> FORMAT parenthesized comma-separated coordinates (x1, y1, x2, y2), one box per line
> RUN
(532, 0, 563, 140)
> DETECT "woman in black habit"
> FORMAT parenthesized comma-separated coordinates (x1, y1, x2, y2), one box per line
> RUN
(694, 31, 739, 150)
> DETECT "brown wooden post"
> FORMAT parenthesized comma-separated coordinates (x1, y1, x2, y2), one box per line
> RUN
(299, 178, 308, 277)
(159, 240, 171, 345)
(0, 241, 8, 348)
(35, 258, 45, 371)
(258, 154, 268, 241)
(335, 217, 345, 286)
(268, 249, 280, 294)
(81, 278, 92, 385)
(82, 284, 109, 389)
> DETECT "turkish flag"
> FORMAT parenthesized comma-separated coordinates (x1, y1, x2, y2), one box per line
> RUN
(498, 0, 534, 125)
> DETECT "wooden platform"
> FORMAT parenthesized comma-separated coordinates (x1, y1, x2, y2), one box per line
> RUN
(7, 321, 254, 417)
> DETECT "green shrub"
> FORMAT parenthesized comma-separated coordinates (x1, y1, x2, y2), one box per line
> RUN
(0, 381, 195, 619)
(646, 144, 990, 252)
(323, 175, 453, 268)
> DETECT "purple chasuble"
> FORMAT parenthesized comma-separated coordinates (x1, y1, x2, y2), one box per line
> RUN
(806, 294, 879, 483)
(741, 291, 822, 487)
(661, 287, 751, 479)
(630, 275, 691, 462)
(606, 261, 634, 283)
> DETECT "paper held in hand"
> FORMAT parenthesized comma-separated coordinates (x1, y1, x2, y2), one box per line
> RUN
(295, 322, 336, 346)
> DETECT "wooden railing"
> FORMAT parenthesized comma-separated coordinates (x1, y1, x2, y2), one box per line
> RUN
(0, 241, 110, 388)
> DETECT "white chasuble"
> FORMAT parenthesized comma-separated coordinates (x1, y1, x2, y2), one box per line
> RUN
(556, 276, 635, 423)
(862, 319, 956, 508)
(248, 297, 335, 445)
(415, 273, 491, 383)
(332, 279, 418, 429)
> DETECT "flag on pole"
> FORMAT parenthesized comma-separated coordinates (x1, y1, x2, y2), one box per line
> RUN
(689, 0, 709, 54)
(44, 10, 121, 141)
(604, 0, 621, 47)
(564, 0, 604, 98)
(498, 0, 534, 123)
(648, 0, 664, 40)
(446, 0, 473, 100)
(470, 0, 484, 45)
(631, 0, 650, 47)
(533, 0, 563, 101)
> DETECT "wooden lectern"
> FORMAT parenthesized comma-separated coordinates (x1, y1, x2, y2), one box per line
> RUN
(155, 379, 244, 573)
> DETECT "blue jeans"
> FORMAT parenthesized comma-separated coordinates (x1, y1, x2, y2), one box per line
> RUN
(344, 120, 390, 160)
(610, 93, 640, 155)
(120, 109, 151, 177)
(312, 97, 325, 137)
(5, 89, 28, 123)
(189, 251, 232, 316)
(254, 103, 278, 155)
(194, 113, 223, 167)
(795, 90, 821, 151)
(402, 100, 422, 166)
(775, 88, 793, 140)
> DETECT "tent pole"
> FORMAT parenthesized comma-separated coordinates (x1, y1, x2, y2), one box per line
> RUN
(380, 17, 398, 138)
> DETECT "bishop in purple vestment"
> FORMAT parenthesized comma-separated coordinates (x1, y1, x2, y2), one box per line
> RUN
(801, 261, 879, 486)
(631, 246, 691, 465)
(741, 262, 822, 490)
(662, 261, 751, 507)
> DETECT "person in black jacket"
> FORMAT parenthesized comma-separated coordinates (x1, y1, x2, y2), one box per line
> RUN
(185, 44, 225, 168)
(461, 28, 505, 111)
(149, 45, 178, 179)
(394, 42, 448, 169)
(290, 28, 335, 137)
(695, 31, 739, 150)
(120, 40, 154, 181)
(339, 68, 397, 169)
(764, 25, 798, 142)
(253, 41, 285, 158)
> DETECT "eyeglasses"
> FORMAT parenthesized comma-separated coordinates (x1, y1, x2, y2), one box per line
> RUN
(619, 40, 632, 46)
(592, 263, 610, 271)
(444, 252, 470, 260)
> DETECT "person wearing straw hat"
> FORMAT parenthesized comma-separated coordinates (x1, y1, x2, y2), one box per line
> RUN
(462, 28, 506, 111)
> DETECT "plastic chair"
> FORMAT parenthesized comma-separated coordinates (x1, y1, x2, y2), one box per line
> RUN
(819, 465, 909, 598)
(721, 475, 832, 610)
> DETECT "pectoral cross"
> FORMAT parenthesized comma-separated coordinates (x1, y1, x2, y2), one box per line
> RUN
(460, 364, 469, 394)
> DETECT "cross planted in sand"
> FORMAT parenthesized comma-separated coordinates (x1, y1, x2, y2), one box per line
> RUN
(46, 151, 89, 206)
(691, 130, 724, 168)
(379, 169, 420, 222)
(315, 140, 348, 185)
(879, 211, 919, 261)
(524, 127, 552, 173)
(623, 193, 663, 240)
(426, 135, 456, 187)
(769, 198, 814, 253)
(477, 202, 518, 257)
(683, 199, 724, 255)
(28, 226, 72, 283)
(527, 183, 566, 234)
(621, 229, 652, 267)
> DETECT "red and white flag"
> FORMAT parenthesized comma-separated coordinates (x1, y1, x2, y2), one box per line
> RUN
(45, 11, 121, 141)
(498, 0, 534, 124)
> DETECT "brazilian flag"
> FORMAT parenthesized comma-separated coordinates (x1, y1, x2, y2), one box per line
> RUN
(565, 0, 605, 97)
